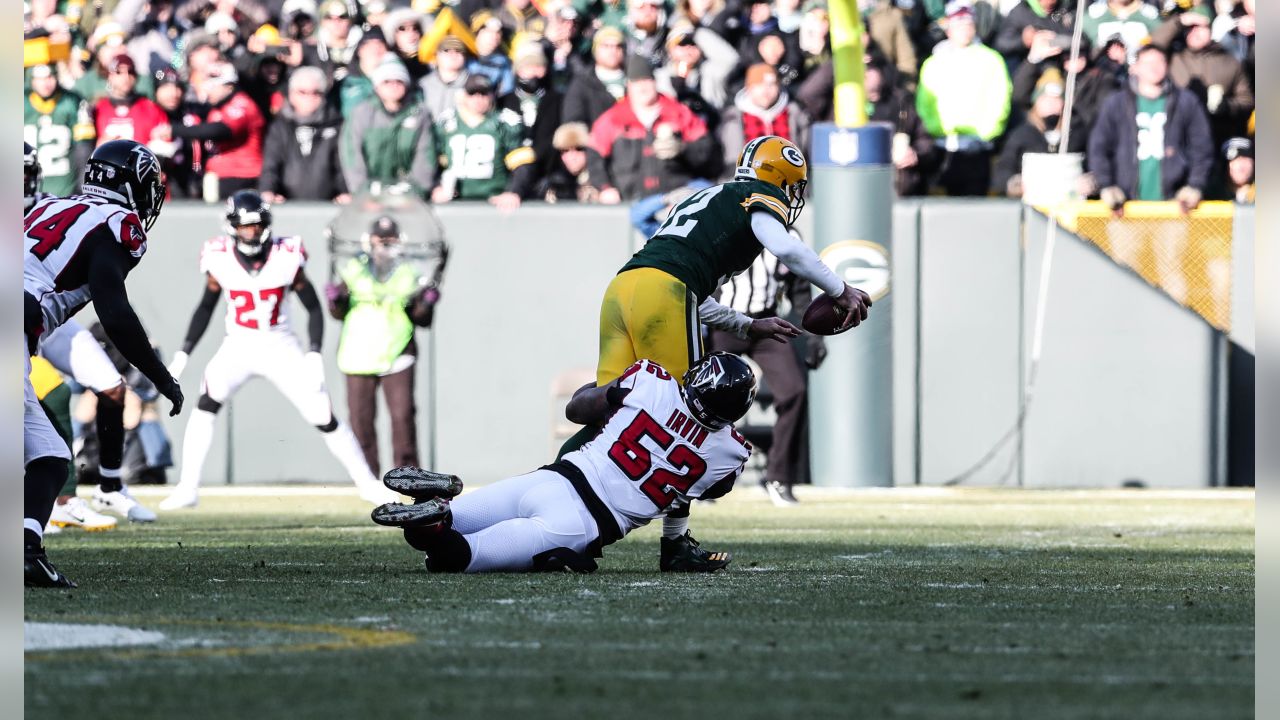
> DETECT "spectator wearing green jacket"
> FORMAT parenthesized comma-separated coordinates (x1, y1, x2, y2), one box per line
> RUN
(340, 58, 438, 197)
(916, 2, 1011, 196)
(339, 31, 389, 118)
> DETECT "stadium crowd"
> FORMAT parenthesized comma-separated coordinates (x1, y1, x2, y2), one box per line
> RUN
(24, 0, 1256, 210)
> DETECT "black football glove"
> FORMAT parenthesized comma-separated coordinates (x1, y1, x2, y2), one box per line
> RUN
(159, 378, 184, 417)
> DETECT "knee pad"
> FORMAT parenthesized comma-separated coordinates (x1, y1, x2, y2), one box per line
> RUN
(197, 394, 223, 414)
(315, 415, 338, 433)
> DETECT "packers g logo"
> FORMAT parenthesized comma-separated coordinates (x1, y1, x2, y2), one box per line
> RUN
(820, 240, 891, 302)
(781, 146, 805, 167)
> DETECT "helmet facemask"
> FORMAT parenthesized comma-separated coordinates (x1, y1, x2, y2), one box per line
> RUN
(230, 221, 271, 257)
(785, 178, 807, 225)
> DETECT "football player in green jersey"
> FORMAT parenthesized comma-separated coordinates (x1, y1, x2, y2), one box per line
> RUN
(566, 134, 873, 572)
(24, 64, 96, 198)
(431, 74, 535, 212)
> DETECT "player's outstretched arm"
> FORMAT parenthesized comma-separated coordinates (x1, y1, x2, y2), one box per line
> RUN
(750, 212, 872, 326)
(698, 296, 800, 344)
(565, 380, 631, 426)
(87, 236, 183, 416)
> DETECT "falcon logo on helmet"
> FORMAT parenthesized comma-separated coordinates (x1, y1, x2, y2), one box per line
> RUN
(680, 352, 758, 430)
(734, 135, 808, 225)
(224, 190, 274, 257)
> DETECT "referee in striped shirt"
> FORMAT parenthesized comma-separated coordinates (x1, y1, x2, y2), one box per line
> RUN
(707, 235, 826, 506)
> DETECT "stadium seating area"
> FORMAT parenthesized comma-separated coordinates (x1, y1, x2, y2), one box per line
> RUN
(24, 0, 1255, 208)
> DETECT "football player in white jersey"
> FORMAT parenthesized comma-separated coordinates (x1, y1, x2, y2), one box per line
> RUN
(26, 143, 160, 526)
(161, 191, 399, 509)
(370, 352, 756, 573)
(24, 139, 184, 588)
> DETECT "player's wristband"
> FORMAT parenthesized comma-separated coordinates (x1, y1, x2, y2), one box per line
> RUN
(605, 385, 631, 408)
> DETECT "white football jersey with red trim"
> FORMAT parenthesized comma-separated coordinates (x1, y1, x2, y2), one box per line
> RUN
(200, 235, 307, 337)
(23, 194, 147, 335)
(566, 359, 752, 532)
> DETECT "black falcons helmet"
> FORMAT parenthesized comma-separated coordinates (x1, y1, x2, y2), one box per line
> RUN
(680, 352, 758, 430)
(81, 139, 166, 231)
(224, 190, 273, 256)
(24, 142, 41, 207)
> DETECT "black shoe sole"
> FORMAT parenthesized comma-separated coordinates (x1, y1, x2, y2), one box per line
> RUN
(382, 467, 464, 500)
(371, 498, 451, 528)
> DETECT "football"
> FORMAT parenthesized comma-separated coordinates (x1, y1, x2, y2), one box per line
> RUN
(801, 294, 852, 336)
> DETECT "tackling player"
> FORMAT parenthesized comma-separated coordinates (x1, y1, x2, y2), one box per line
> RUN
(371, 353, 757, 573)
(27, 143, 159, 525)
(161, 191, 399, 510)
(24, 139, 184, 588)
(562, 135, 873, 572)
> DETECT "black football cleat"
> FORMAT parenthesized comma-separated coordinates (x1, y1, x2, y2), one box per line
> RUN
(660, 532, 731, 573)
(371, 498, 452, 528)
(25, 546, 77, 588)
(382, 466, 464, 501)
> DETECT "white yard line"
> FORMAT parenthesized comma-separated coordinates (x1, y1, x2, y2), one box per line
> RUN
(25, 623, 166, 652)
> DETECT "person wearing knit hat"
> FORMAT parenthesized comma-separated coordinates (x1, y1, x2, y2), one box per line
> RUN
(340, 29, 390, 117)
(1223, 137, 1253, 204)
(542, 121, 598, 201)
(992, 65, 1084, 198)
(503, 39, 563, 200)
(560, 26, 627, 127)
(24, 61, 96, 196)
(340, 46, 437, 197)
(421, 34, 471, 121)
(467, 11, 515, 95)
(654, 19, 738, 113)
(717, 62, 812, 182)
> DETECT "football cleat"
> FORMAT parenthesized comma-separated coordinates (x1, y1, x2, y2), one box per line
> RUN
(159, 486, 199, 511)
(371, 498, 452, 528)
(92, 487, 158, 522)
(50, 497, 119, 531)
(25, 546, 77, 588)
(763, 480, 799, 507)
(381, 466, 464, 501)
(660, 532, 732, 573)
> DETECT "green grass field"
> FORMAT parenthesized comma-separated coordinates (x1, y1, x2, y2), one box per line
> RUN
(25, 486, 1254, 719)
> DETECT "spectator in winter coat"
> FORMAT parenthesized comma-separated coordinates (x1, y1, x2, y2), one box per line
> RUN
(1081, 0, 1159, 59)
(994, 0, 1073, 67)
(340, 58, 438, 197)
(303, 0, 363, 90)
(170, 62, 265, 198)
(562, 27, 628, 126)
(916, 2, 1010, 196)
(718, 63, 810, 176)
(1150, 5, 1254, 147)
(1088, 45, 1214, 214)
(863, 0, 917, 86)
(543, 4, 591, 92)
(743, 29, 804, 89)
(152, 67, 203, 198)
(340, 31, 388, 117)
(24, 64, 96, 198)
(673, 0, 745, 50)
(1222, 137, 1253, 205)
(1011, 34, 1118, 134)
(468, 12, 516, 96)
(381, 7, 430, 82)
(865, 55, 938, 197)
(500, 42, 565, 196)
(260, 66, 350, 204)
(588, 55, 719, 202)
(1212, 0, 1254, 68)
(421, 35, 472, 121)
(93, 55, 171, 150)
(993, 68, 1087, 198)
(540, 122, 602, 203)
(626, 0, 669, 66)
(655, 22, 740, 120)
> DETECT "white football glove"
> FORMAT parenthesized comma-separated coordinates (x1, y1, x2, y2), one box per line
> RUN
(167, 351, 189, 379)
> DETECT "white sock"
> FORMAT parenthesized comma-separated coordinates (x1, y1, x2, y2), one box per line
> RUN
(25, 518, 44, 540)
(322, 421, 378, 487)
(662, 515, 689, 539)
(177, 409, 217, 491)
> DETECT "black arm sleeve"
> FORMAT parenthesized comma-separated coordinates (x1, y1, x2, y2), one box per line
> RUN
(86, 234, 174, 391)
(182, 283, 221, 353)
(171, 121, 233, 142)
(294, 277, 324, 352)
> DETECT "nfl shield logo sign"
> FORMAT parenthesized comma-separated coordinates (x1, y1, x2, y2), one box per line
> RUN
(828, 130, 860, 166)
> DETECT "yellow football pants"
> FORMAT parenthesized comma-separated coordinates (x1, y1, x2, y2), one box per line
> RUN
(597, 267, 703, 386)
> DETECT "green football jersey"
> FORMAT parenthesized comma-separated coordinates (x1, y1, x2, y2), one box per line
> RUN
(24, 90, 95, 197)
(434, 108, 532, 200)
(621, 179, 791, 301)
